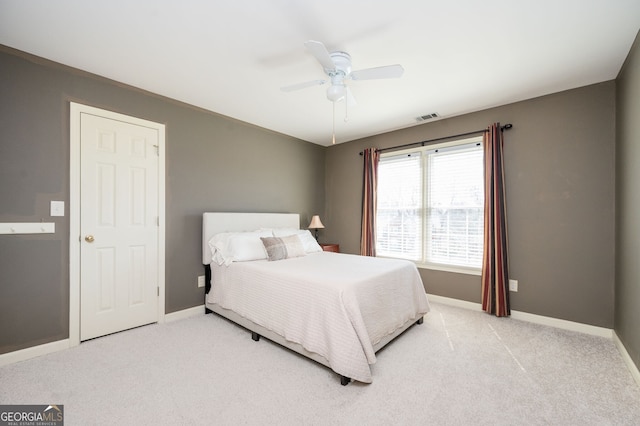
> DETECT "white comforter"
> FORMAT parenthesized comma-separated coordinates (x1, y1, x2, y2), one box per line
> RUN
(206, 251, 430, 383)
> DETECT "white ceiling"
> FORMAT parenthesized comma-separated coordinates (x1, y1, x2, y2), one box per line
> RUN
(1, 1, 639, 146)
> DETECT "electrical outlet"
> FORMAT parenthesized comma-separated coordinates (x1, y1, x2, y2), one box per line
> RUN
(509, 279, 518, 292)
(197, 275, 205, 288)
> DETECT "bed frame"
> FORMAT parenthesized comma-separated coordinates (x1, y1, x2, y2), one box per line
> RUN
(202, 212, 423, 385)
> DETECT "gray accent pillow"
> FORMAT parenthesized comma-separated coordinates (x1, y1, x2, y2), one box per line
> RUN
(280, 234, 306, 258)
(260, 235, 306, 261)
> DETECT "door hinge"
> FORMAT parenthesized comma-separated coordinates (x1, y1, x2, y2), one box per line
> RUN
(157, 287, 160, 297)
(156, 216, 160, 226)
(153, 144, 159, 156)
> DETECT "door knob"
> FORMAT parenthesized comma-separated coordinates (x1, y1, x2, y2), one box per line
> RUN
(85, 235, 95, 243)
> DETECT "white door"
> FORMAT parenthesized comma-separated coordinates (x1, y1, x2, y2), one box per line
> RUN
(79, 112, 160, 341)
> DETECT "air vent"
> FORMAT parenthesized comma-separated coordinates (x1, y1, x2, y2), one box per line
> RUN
(416, 113, 439, 122)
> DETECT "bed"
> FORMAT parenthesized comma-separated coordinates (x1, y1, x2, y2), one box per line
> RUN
(202, 212, 430, 385)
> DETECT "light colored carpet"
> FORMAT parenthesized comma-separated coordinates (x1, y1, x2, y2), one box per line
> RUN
(1, 302, 639, 425)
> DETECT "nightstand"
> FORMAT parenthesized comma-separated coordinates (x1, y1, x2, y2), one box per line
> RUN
(320, 243, 340, 253)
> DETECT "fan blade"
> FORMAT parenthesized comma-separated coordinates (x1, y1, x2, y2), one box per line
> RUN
(304, 40, 336, 71)
(281, 79, 327, 92)
(350, 64, 404, 80)
(346, 87, 357, 107)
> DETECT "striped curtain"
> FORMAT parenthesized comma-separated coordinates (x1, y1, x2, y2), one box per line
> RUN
(481, 123, 510, 317)
(360, 147, 380, 256)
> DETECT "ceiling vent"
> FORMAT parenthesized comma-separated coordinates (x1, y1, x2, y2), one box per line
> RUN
(416, 113, 439, 122)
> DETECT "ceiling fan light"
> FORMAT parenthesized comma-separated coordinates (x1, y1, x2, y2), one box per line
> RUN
(326, 85, 346, 102)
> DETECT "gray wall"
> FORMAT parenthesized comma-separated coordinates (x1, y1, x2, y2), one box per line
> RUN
(1, 39, 634, 360)
(325, 82, 616, 328)
(0, 46, 325, 354)
(615, 31, 640, 373)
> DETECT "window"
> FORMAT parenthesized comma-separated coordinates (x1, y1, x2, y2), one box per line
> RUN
(376, 137, 484, 271)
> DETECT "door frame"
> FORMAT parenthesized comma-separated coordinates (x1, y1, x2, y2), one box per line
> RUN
(69, 102, 166, 347)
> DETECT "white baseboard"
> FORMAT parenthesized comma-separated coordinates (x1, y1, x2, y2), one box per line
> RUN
(164, 305, 205, 322)
(613, 332, 640, 387)
(428, 294, 640, 389)
(427, 294, 613, 338)
(427, 294, 483, 312)
(510, 309, 612, 338)
(0, 339, 70, 367)
(1, 306, 204, 367)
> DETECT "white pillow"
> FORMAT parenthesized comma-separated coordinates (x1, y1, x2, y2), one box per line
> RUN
(270, 227, 298, 236)
(272, 228, 322, 253)
(208, 232, 234, 265)
(209, 230, 272, 265)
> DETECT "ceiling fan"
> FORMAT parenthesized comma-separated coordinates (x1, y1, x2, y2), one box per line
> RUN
(281, 40, 404, 105)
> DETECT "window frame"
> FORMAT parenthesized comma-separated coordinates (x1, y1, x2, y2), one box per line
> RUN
(376, 136, 484, 276)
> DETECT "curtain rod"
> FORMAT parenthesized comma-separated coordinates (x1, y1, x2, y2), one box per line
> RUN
(359, 123, 513, 155)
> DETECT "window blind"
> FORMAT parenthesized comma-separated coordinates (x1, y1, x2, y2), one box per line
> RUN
(376, 152, 422, 260)
(376, 139, 484, 269)
(427, 145, 484, 267)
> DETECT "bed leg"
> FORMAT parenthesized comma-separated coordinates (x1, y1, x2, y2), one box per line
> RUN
(251, 332, 261, 342)
(416, 316, 424, 325)
(340, 376, 351, 386)
(205, 307, 213, 315)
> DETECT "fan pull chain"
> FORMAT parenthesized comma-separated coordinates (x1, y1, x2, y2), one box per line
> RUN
(332, 101, 336, 145)
(344, 93, 349, 123)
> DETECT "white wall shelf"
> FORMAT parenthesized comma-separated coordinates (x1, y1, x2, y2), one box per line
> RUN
(0, 223, 55, 234)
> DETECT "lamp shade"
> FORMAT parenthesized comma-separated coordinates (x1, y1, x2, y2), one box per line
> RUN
(308, 215, 325, 229)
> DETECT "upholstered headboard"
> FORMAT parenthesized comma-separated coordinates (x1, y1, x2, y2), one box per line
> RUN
(202, 212, 300, 265)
